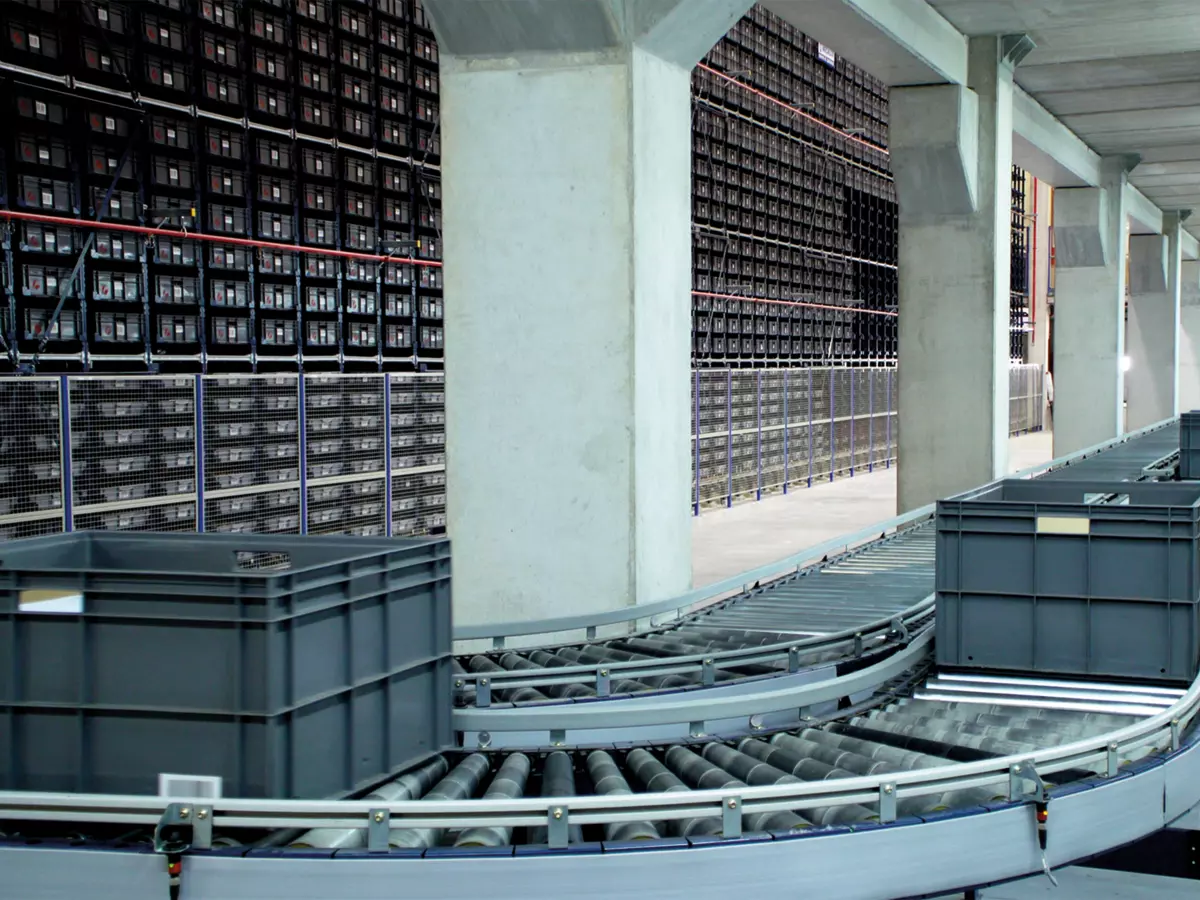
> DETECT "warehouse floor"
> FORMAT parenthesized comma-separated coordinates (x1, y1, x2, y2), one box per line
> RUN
(693, 432, 1053, 587)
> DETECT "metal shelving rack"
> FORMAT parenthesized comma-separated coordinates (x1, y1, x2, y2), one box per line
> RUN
(691, 7, 898, 368)
(0, 0, 443, 375)
(1010, 164, 1032, 362)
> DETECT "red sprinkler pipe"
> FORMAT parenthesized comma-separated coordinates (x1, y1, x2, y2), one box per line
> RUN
(692, 289, 897, 316)
(0, 209, 442, 268)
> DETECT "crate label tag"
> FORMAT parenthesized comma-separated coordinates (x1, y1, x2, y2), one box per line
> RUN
(1036, 516, 1090, 535)
(19, 590, 84, 614)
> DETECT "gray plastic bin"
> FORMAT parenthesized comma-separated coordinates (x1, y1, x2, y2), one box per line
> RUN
(1180, 411, 1200, 480)
(936, 479, 1200, 684)
(0, 531, 452, 797)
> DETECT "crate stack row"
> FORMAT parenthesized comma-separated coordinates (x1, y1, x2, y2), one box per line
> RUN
(691, 6, 898, 367)
(0, 373, 446, 540)
(0, 0, 443, 373)
(201, 374, 301, 534)
(691, 366, 896, 510)
(1010, 165, 1031, 362)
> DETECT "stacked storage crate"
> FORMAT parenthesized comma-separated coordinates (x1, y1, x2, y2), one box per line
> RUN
(391, 374, 446, 535)
(202, 374, 301, 533)
(68, 376, 197, 531)
(0, 377, 65, 539)
(305, 374, 388, 535)
(691, 7, 898, 367)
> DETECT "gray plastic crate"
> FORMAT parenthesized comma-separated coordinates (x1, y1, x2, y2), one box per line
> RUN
(0, 531, 452, 797)
(1180, 412, 1200, 480)
(937, 479, 1200, 684)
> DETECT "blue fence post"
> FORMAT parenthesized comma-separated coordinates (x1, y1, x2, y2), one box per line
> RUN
(868, 371, 874, 473)
(726, 369, 733, 508)
(807, 368, 813, 488)
(60, 375, 72, 532)
(385, 375, 393, 536)
(886, 368, 893, 468)
(782, 370, 789, 495)
(829, 370, 835, 482)
(849, 371, 855, 477)
(693, 369, 701, 516)
(755, 370, 762, 501)
(298, 374, 308, 535)
(195, 375, 204, 533)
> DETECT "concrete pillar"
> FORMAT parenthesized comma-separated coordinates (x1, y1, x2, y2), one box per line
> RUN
(1050, 158, 1133, 456)
(1181, 262, 1200, 413)
(890, 36, 1014, 512)
(1126, 216, 1184, 430)
(424, 0, 753, 627)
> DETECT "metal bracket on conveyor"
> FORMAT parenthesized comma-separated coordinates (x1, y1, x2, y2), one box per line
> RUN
(154, 802, 207, 900)
(1008, 760, 1057, 887)
(368, 808, 390, 852)
(889, 616, 909, 643)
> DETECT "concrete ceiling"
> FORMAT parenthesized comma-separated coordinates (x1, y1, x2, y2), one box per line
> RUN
(926, 0, 1200, 239)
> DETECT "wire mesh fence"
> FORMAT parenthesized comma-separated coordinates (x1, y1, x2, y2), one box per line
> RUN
(0, 365, 1041, 535)
(0, 373, 446, 540)
(691, 365, 1044, 512)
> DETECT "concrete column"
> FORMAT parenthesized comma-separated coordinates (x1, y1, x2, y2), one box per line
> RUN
(1126, 216, 1184, 430)
(1181, 262, 1200, 413)
(425, 0, 753, 627)
(890, 36, 1014, 512)
(1051, 158, 1133, 456)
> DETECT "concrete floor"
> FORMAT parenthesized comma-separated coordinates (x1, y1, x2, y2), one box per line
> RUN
(693, 432, 1054, 587)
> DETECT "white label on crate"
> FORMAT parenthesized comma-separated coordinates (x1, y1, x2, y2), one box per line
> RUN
(818, 43, 836, 68)
(272, 185, 280, 200)
(41, 190, 53, 207)
(1036, 516, 1090, 535)
(221, 137, 231, 152)
(169, 165, 179, 182)
(19, 590, 83, 614)
(167, 127, 176, 142)
(164, 70, 174, 87)
(30, 33, 41, 50)
(105, 116, 116, 132)
(159, 774, 223, 800)
(38, 147, 49, 163)
(98, 7, 108, 21)
(35, 100, 46, 116)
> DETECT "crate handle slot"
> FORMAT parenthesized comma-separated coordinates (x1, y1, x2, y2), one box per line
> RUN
(234, 550, 292, 571)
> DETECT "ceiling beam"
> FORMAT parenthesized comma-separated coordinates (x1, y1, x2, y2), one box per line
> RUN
(1124, 184, 1164, 235)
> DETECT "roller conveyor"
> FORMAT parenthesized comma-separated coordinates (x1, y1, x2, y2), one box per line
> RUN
(449, 420, 1182, 714)
(452, 522, 935, 706)
(275, 680, 1156, 852)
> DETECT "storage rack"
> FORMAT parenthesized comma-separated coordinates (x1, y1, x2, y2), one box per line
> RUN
(691, 7, 898, 367)
(0, 0, 442, 374)
(0, 2, 908, 376)
(1010, 164, 1032, 362)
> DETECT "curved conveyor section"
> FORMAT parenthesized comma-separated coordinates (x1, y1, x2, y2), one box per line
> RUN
(450, 419, 1180, 725)
(451, 522, 936, 711)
